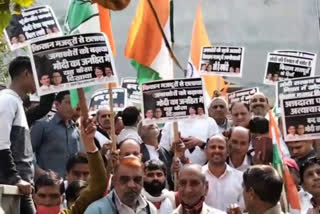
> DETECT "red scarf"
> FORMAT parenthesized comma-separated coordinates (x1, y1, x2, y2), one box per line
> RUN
(181, 197, 204, 214)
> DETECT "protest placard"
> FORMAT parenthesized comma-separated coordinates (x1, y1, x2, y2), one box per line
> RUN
(276, 76, 320, 106)
(227, 87, 259, 105)
(4, 5, 62, 50)
(281, 96, 320, 142)
(121, 78, 141, 104)
(89, 88, 127, 112)
(141, 78, 206, 123)
(29, 33, 117, 96)
(199, 46, 244, 77)
(274, 50, 317, 61)
(264, 53, 315, 85)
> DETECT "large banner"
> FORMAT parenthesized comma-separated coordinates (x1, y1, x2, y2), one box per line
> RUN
(29, 33, 117, 96)
(141, 78, 206, 123)
(227, 87, 259, 105)
(121, 78, 141, 104)
(199, 46, 244, 77)
(264, 51, 316, 85)
(281, 96, 320, 142)
(4, 6, 62, 50)
(277, 76, 320, 107)
(89, 88, 127, 112)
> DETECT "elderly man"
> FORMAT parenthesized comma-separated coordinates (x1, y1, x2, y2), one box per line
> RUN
(85, 156, 157, 213)
(203, 135, 244, 211)
(94, 108, 111, 150)
(173, 164, 225, 214)
(208, 97, 231, 133)
(227, 127, 252, 172)
(242, 165, 284, 214)
(249, 92, 269, 118)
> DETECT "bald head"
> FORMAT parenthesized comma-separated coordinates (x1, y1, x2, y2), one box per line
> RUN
(206, 135, 228, 165)
(119, 139, 141, 160)
(229, 126, 250, 158)
(250, 92, 269, 117)
(179, 164, 206, 183)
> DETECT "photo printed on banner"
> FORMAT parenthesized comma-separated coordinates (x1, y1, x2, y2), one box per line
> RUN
(4, 5, 62, 50)
(281, 96, 320, 142)
(264, 53, 315, 85)
(227, 87, 259, 105)
(89, 88, 127, 113)
(29, 33, 117, 96)
(141, 78, 206, 124)
(121, 78, 141, 104)
(199, 46, 244, 77)
(276, 76, 320, 107)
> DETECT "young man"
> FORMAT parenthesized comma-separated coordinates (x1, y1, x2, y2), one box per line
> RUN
(117, 106, 142, 144)
(33, 170, 64, 214)
(0, 56, 36, 213)
(65, 153, 89, 185)
(286, 140, 315, 169)
(84, 156, 157, 213)
(173, 164, 225, 214)
(31, 91, 80, 177)
(142, 159, 177, 213)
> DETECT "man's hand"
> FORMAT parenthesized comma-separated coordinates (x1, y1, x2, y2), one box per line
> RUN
(227, 204, 242, 214)
(80, 116, 97, 153)
(16, 179, 33, 195)
(182, 136, 204, 150)
(171, 157, 182, 174)
(101, 143, 112, 156)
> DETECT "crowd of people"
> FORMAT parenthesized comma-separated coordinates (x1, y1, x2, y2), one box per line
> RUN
(1, 56, 320, 214)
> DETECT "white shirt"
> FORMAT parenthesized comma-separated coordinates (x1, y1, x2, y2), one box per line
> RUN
(299, 188, 312, 214)
(117, 126, 142, 144)
(228, 155, 251, 172)
(114, 190, 150, 214)
(160, 117, 219, 165)
(202, 164, 245, 211)
(142, 189, 176, 214)
(172, 202, 226, 214)
(145, 144, 160, 160)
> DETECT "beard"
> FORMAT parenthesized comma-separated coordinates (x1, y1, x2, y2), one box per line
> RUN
(144, 180, 166, 196)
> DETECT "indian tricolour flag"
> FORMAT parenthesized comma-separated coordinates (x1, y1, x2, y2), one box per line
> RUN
(125, 0, 173, 84)
(187, 4, 228, 99)
(64, 0, 116, 107)
(269, 110, 301, 214)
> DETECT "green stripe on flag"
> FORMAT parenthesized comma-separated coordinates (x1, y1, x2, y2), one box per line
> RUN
(70, 87, 92, 108)
(131, 60, 162, 85)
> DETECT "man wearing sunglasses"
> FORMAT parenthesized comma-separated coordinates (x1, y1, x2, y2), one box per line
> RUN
(85, 156, 157, 214)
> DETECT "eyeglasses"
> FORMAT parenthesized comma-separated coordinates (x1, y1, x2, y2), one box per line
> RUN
(118, 175, 143, 185)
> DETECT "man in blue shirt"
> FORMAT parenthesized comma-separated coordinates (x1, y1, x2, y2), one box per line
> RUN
(31, 91, 80, 178)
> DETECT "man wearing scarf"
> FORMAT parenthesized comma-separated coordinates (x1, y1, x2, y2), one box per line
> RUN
(172, 164, 225, 214)
(142, 159, 177, 213)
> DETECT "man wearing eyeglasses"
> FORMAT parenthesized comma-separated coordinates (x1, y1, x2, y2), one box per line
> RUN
(84, 156, 157, 214)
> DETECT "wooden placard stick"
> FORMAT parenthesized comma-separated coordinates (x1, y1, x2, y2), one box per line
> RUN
(173, 121, 179, 191)
(108, 83, 117, 152)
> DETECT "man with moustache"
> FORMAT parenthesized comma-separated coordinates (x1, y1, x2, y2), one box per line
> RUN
(208, 97, 231, 133)
(249, 92, 269, 118)
(94, 108, 112, 151)
(142, 159, 176, 214)
(173, 164, 225, 214)
(84, 156, 157, 213)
